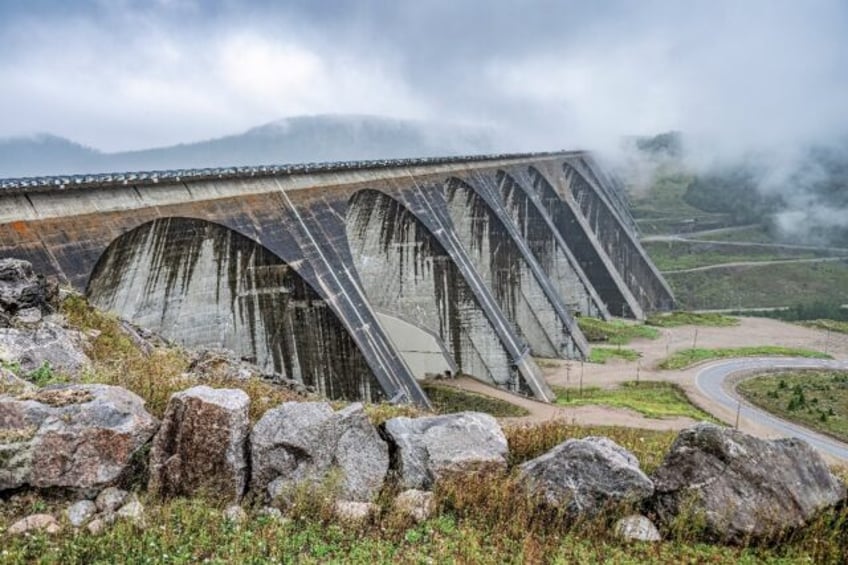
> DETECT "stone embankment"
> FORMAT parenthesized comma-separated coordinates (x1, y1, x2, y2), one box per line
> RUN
(1, 258, 846, 543)
(3, 378, 845, 543)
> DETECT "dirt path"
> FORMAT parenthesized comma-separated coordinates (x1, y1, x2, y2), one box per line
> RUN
(445, 317, 848, 438)
(644, 236, 848, 253)
(446, 376, 698, 430)
(662, 256, 848, 274)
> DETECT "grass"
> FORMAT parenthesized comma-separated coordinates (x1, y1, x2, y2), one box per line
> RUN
(7, 297, 843, 561)
(665, 260, 848, 310)
(629, 167, 707, 221)
(657, 346, 831, 370)
(60, 295, 423, 425)
(420, 383, 529, 417)
(737, 370, 848, 444)
(2, 420, 847, 563)
(801, 319, 848, 335)
(588, 346, 641, 364)
(642, 240, 826, 272)
(552, 381, 717, 422)
(646, 311, 738, 328)
(576, 317, 659, 344)
(629, 165, 737, 236)
(696, 225, 778, 244)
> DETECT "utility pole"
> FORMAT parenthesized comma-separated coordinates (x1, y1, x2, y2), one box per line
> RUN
(579, 361, 584, 397)
(735, 400, 742, 430)
(565, 362, 571, 402)
(636, 359, 641, 385)
(693, 328, 699, 349)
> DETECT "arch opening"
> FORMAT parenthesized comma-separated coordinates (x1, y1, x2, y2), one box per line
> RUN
(344, 188, 517, 390)
(495, 171, 604, 318)
(562, 161, 675, 312)
(445, 177, 574, 357)
(527, 166, 635, 317)
(87, 216, 382, 401)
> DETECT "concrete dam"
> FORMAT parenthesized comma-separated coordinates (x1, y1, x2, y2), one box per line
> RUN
(0, 151, 674, 407)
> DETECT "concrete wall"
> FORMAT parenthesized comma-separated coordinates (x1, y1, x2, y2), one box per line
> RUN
(346, 188, 519, 390)
(560, 159, 675, 312)
(376, 312, 455, 379)
(519, 165, 645, 318)
(88, 217, 383, 401)
(488, 170, 607, 319)
(444, 177, 583, 358)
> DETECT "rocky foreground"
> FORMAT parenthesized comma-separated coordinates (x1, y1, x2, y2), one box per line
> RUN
(1, 258, 846, 546)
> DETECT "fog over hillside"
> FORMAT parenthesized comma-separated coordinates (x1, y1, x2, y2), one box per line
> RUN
(0, 115, 499, 178)
(620, 132, 848, 247)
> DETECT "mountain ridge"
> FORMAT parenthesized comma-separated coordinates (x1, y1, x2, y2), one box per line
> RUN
(0, 114, 499, 178)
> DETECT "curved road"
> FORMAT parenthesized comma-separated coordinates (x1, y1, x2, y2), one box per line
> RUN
(695, 358, 848, 461)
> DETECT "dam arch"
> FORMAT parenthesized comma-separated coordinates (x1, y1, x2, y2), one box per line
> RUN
(526, 165, 642, 318)
(444, 176, 581, 358)
(87, 216, 382, 401)
(344, 188, 520, 391)
(494, 170, 607, 319)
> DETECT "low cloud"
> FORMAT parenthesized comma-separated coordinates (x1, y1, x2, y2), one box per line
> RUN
(0, 0, 846, 157)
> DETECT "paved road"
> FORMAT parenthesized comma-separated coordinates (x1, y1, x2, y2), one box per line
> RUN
(695, 358, 848, 461)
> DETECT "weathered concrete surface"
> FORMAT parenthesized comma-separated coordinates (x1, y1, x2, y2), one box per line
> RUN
(445, 176, 588, 359)
(88, 217, 381, 401)
(0, 152, 672, 405)
(346, 187, 547, 397)
(558, 158, 674, 313)
(493, 170, 608, 319)
(518, 165, 645, 319)
(376, 312, 455, 379)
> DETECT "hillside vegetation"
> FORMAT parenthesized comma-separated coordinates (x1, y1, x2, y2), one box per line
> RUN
(738, 370, 848, 443)
(657, 346, 831, 370)
(627, 133, 848, 310)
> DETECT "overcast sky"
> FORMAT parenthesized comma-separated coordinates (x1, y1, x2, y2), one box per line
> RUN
(0, 0, 846, 153)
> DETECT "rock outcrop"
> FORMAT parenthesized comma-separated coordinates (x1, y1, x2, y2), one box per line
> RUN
(649, 423, 847, 543)
(251, 402, 388, 502)
(95, 487, 130, 513)
(333, 500, 378, 522)
(382, 412, 509, 490)
(148, 386, 250, 500)
(518, 436, 653, 516)
(0, 324, 91, 378)
(186, 349, 311, 395)
(0, 367, 34, 394)
(0, 258, 58, 328)
(66, 500, 98, 528)
(0, 384, 158, 494)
